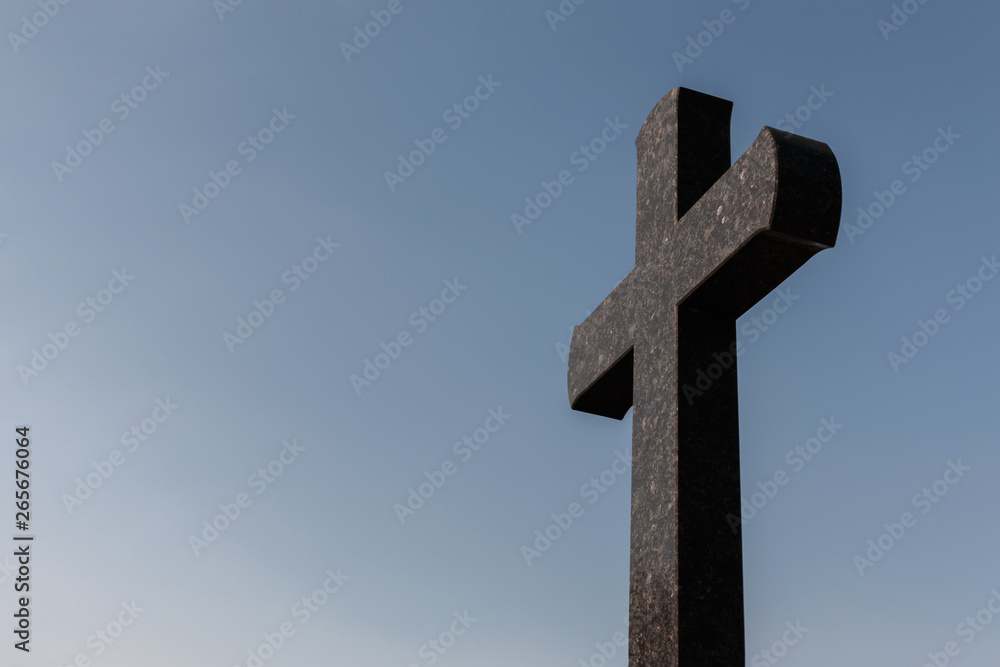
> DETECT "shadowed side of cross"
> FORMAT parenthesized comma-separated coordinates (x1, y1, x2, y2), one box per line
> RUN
(567, 88, 841, 667)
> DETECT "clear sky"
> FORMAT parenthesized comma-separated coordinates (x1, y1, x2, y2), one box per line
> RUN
(1, 0, 998, 666)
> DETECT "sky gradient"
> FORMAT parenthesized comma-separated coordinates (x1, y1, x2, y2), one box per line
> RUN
(1, 1, 999, 666)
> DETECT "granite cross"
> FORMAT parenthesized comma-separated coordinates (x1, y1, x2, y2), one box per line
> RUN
(567, 88, 842, 667)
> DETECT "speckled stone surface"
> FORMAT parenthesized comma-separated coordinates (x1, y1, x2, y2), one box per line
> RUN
(567, 88, 841, 667)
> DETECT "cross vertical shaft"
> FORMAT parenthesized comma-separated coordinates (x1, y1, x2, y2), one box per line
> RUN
(636, 88, 733, 266)
(568, 87, 842, 667)
(629, 305, 744, 666)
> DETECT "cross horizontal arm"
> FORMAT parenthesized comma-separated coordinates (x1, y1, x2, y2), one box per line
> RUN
(665, 126, 841, 314)
(568, 272, 635, 419)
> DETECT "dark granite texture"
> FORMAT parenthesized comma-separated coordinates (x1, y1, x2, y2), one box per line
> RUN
(567, 88, 841, 667)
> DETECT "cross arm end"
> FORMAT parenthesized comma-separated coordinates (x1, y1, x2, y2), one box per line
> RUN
(567, 276, 635, 420)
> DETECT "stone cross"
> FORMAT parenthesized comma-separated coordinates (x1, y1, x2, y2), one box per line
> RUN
(568, 88, 841, 667)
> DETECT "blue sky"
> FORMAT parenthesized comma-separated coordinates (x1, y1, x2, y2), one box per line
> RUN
(1, 0, 999, 666)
